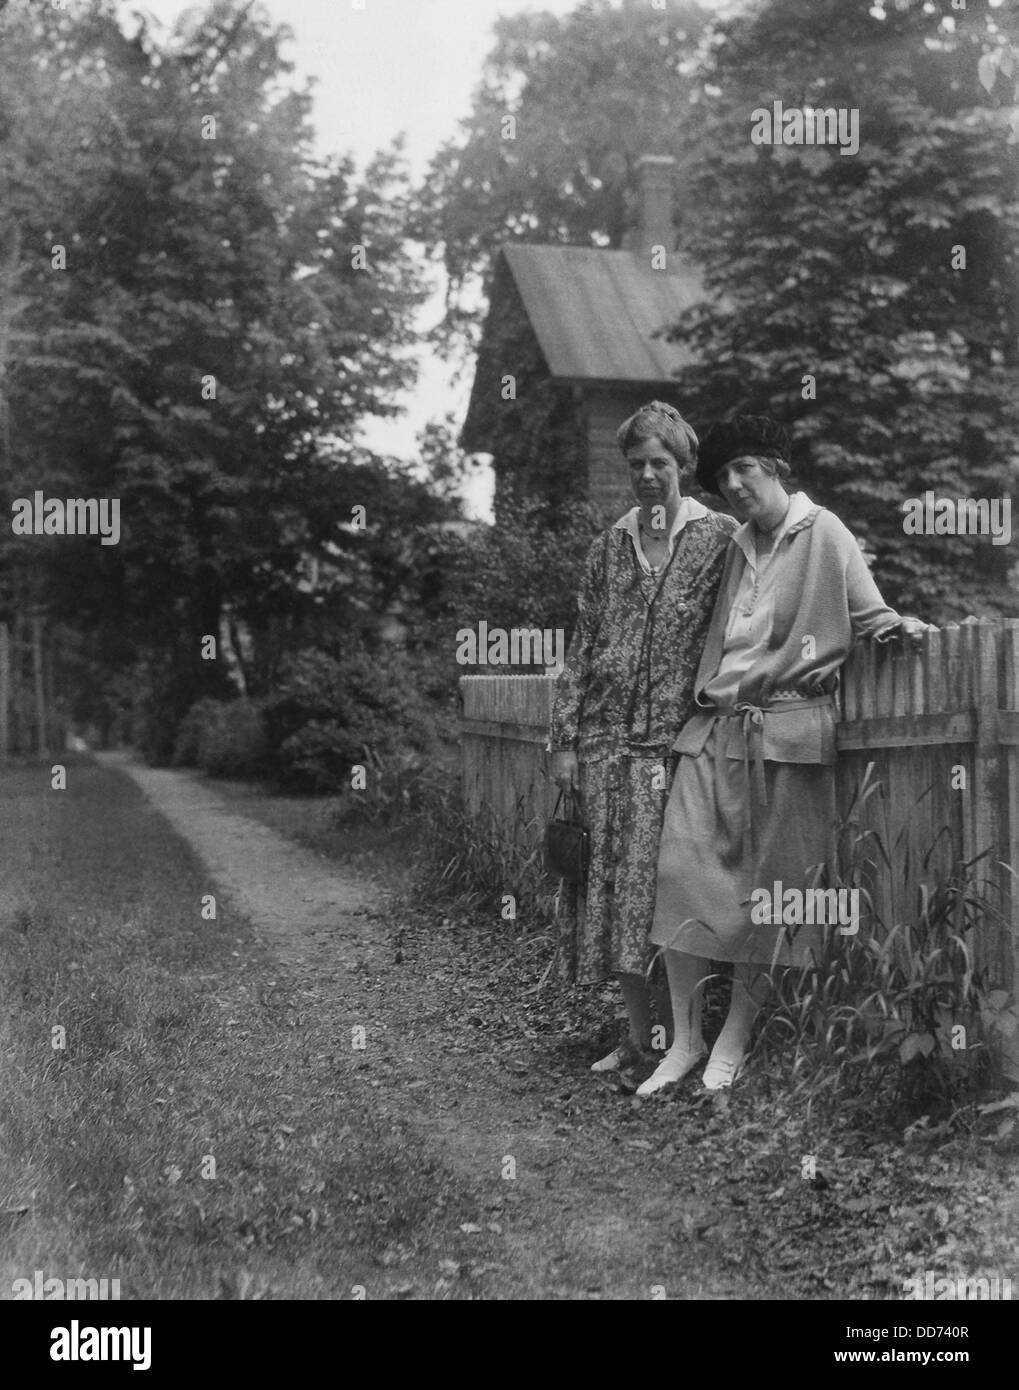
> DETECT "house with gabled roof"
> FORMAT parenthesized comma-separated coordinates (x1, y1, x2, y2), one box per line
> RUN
(460, 155, 704, 519)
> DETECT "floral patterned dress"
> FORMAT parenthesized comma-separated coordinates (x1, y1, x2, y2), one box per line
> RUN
(551, 502, 736, 982)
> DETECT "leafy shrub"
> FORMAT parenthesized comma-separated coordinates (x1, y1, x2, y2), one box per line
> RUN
(263, 643, 453, 793)
(201, 700, 269, 777)
(173, 697, 269, 778)
(126, 651, 236, 767)
(442, 498, 604, 659)
(172, 698, 223, 767)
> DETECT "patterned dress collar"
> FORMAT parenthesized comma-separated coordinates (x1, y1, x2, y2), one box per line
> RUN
(614, 496, 710, 569)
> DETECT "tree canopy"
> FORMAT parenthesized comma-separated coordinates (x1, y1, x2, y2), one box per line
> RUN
(671, 0, 1019, 618)
(0, 0, 437, 741)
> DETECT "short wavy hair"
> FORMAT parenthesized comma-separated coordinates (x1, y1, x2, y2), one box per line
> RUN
(616, 400, 698, 466)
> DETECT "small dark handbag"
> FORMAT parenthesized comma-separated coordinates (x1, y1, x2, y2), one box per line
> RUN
(545, 788, 590, 885)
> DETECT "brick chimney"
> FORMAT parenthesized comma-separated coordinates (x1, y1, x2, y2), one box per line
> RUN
(635, 154, 676, 259)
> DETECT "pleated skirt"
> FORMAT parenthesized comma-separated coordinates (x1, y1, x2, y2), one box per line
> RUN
(651, 726, 837, 967)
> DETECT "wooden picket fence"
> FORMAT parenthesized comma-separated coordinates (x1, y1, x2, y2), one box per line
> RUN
(460, 619, 1019, 1079)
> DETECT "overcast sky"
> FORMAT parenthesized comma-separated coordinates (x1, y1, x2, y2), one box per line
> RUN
(126, 0, 615, 516)
(135, 0, 580, 177)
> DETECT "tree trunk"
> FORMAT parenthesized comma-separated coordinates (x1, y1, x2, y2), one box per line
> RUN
(32, 612, 46, 756)
(13, 609, 26, 752)
(0, 620, 9, 761)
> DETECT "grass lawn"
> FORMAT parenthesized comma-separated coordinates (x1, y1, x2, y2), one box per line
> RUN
(0, 757, 493, 1300)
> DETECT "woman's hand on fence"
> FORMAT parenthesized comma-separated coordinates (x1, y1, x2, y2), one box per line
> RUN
(897, 617, 935, 646)
(875, 617, 933, 647)
(552, 750, 580, 792)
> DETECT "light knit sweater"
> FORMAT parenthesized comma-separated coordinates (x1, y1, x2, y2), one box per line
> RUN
(675, 497, 906, 765)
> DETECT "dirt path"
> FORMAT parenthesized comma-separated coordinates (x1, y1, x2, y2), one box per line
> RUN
(95, 753, 385, 970)
(96, 753, 763, 1299)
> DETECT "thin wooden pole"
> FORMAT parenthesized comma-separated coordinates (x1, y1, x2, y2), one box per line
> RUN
(1000, 620, 1019, 1085)
(13, 609, 25, 753)
(31, 612, 46, 757)
(44, 623, 57, 754)
(0, 620, 9, 761)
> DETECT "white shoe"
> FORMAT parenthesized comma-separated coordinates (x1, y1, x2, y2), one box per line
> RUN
(592, 1045, 647, 1073)
(589, 1045, 628, 1073)
(702, 1052, 746, 1091)
(635, 1041, 706, 1098)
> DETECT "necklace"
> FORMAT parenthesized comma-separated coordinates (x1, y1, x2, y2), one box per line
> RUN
(639, 527, 668, 574)
(639, 522, 669, 549)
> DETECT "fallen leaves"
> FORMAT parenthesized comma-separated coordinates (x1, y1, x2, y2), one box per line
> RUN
(843, 1195, 886, 1214)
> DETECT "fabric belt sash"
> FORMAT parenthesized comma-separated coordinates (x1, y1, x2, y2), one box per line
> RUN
(708, 693, 834, 864)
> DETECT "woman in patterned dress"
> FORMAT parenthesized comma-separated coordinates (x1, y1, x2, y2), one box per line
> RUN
(550, 402, 737, 1073)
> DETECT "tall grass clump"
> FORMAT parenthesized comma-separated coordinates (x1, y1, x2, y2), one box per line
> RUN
(412, 772, 560, 929)
(752, 771, 1016, 1115)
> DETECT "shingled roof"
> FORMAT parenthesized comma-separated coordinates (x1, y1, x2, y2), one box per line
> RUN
(499, 242, 703, 383)
(461, 240, 705, 452)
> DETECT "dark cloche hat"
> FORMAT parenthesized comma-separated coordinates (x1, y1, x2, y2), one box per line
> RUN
(695, 415, 791, 494)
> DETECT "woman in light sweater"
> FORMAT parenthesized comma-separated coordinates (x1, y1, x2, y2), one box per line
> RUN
(639, 415, 930, 1097)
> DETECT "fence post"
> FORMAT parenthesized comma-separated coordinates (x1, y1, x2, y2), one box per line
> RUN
(0, 620, 8, 761)
(31, 612, 46, 756)
(970, 620, 1000, 866)
(460, 674, 555, 844)
(999, 621, 1019, 1085)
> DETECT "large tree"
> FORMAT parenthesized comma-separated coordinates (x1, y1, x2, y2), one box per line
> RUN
(0, 0, 431, 745)
(669, 0, 1019, 619)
